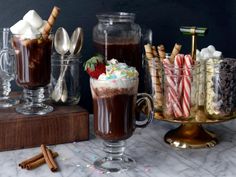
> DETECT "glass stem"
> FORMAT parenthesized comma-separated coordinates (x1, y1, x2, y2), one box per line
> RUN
(0, 79, 10, 98)
(23, 88, 45, 105)
(103, 140, 126, 160)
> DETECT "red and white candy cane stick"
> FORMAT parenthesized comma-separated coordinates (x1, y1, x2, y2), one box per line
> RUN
(174, 54, 184, 99)
(163, 59, 183, 117)
(166, 87, 173, 116)
(182, 55, 193, 118)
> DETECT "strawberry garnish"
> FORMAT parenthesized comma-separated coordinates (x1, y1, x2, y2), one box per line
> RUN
(84, 55, 106, 79)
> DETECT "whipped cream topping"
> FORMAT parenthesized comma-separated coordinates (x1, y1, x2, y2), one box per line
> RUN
(98, 59, 139, 81)
(92, 59, 139, 90)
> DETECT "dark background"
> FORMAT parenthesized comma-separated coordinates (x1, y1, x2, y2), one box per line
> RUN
(1, 0, 236, 112)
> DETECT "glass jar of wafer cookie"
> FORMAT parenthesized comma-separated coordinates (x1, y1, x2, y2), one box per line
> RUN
(144, 43, 182, 115)
(144, 44, 163, 113)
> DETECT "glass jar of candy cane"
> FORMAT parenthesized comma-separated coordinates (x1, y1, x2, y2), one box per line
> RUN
(162, 54, 195, 120)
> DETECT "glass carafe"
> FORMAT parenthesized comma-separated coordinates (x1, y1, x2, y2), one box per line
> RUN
(93, 12, 142, 74)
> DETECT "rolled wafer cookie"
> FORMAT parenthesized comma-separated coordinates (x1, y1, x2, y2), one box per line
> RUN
(144, 44, 153, 59)
(43, 6, 60, 37)
(152, 46, 158, 57)
(170, 43, 182, 64)
(147, 59, 163, 108)
(157, 44, 166, 61)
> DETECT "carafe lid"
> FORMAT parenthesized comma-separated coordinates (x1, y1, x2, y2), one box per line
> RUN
(96, 12, 135, 23)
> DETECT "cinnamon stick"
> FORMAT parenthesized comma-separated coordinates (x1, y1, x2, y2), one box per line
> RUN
(26, 152, 58, 170)
(19, 153, 43, 169)
(46, 148, 58, 171)
(42, 6, 60, 37)
(40, 144, 58, 172)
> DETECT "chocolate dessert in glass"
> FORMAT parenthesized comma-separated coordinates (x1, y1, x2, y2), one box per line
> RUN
(12, 33, 53, 115)
(10, 7, 60, 115)
(86, 57, 154, 173)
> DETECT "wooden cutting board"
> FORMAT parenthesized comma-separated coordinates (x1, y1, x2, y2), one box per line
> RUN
(0, 105, 89, 151)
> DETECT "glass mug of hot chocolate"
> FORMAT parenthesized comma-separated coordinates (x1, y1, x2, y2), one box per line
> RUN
(88, 58, 153, 173)
(12, 33, 53, 115)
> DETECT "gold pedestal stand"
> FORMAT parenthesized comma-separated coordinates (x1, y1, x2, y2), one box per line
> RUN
(161, 26, 215, 148)
(164, 124, 217, 148)
(155, 111, 235, 149)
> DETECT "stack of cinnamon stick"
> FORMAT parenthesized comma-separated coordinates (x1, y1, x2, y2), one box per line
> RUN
(19, 144, 59, 172)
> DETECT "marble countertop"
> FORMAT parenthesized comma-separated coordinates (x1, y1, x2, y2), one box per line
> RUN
(1, 117, 236, 177)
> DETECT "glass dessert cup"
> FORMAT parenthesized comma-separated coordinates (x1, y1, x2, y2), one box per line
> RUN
(0, 28, 19, 108)
(12, 34, 53, 115)
(90, 77, 153, 173)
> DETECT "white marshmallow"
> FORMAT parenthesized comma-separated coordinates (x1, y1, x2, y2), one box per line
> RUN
(38, 20, 47, 33)
(23, 10, 43, 29)
(200, 48, 210, 59)
(196, 49, 201, 61)
(22, 26, 40, 39)
(213, 51, 222, 59)
(203, 52, 211, 60)
(196, 49, 200, 56)
(201, 48, 209, 55)
(207, 45, 216, 54)
(10, 20, 32, 34)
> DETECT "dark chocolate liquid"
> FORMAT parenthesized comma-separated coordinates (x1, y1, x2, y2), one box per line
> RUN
(13, 37, 52, 89)
(93, 94, 136, 141)
(94, 42, 142, 74)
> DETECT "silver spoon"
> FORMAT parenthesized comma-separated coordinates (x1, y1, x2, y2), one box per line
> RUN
(54, 27, 70, 59)
(51, 27, 70, 102)
(70, 27, 83, 55)
(59, 28, 84, 103)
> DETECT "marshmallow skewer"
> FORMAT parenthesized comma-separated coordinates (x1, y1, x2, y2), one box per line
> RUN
(42, 6, 60, 37)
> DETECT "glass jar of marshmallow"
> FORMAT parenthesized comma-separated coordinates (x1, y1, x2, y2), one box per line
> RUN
(194, 45, 236, 118)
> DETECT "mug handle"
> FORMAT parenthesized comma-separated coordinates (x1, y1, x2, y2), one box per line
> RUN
(135, 93, 154, 128)
(0, 49, 15, 75)
(0, 49, 9, 72)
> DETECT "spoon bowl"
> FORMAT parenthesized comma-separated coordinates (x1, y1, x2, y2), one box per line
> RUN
(54, 27, 70, 57)
(70, 27, 84, 55)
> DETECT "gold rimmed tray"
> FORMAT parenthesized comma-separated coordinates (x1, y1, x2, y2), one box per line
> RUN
(154, 111, 236, 149)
